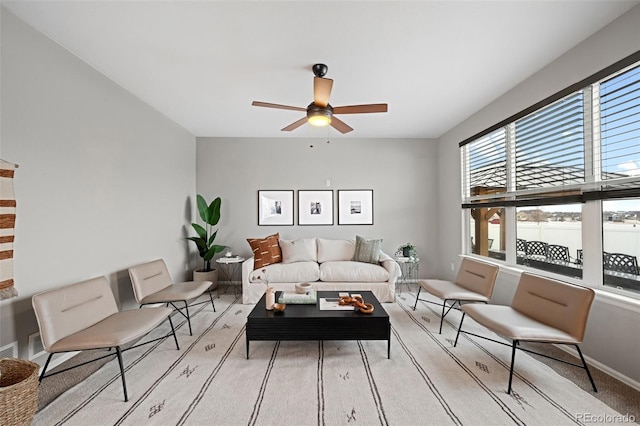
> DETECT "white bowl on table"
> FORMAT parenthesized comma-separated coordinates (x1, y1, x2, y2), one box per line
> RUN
(295, 282, 313, 294)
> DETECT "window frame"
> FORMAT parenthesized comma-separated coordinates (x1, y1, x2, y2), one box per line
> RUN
(460, 51, 640, 299)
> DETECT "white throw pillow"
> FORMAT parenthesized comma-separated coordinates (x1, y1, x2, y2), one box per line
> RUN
(317, 238, 356, 263)
(280, 238, 317, 263)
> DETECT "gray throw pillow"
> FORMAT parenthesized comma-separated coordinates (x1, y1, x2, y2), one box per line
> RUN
(353, 235, 382, 264)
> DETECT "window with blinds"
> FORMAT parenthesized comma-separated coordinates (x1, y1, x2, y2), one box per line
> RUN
(462, 92, 587, 208)
(600, 65, 640, 181)
(514, 92, 585, 190)
(467, 128, 507, 198)
(459, 52, 640, 293)
(463, 60, 640, 207)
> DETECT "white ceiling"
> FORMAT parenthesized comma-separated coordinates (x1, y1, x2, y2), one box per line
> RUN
(3, 1, 639, 139)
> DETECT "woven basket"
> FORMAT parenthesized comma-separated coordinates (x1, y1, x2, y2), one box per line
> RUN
(0, 358, 39, 426)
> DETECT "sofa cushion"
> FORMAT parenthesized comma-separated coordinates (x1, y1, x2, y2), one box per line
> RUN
(247, 233, 282, 270)
(353, 235, 383, 264)
(280, 238, 317, 263)
(250, 261, 320, 283)
(320, 261, 390, 282)
(317, 238, 355, 263)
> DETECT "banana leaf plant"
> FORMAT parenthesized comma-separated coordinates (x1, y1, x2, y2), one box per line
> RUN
(187, 195, 226, 272)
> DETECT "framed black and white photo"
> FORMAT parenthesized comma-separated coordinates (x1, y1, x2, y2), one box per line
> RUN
(258, 190, 294, 225)
(298, 190, 333, 225)
(338, 190, 374, 225)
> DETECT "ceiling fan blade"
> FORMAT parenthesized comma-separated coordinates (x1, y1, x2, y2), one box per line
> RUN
(313, 77, 333, 107)
(332, 104, 388, 114)
(330, 116, 353, 134)
(281, 117, 308, 132)
(252, 101, 306, 112)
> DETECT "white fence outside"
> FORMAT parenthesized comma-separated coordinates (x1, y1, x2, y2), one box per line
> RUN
(484, 221, 640, 259)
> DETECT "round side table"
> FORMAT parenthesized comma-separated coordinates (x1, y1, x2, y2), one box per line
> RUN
(394, 256, 419, 299)
(216, 256, 245, 296)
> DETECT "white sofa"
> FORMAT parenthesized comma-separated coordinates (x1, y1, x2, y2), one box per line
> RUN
(242, 237, 400, 304)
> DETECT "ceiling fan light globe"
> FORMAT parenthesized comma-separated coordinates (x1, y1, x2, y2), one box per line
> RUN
(308, 115, 331, 126)
(307, 104, 332, 126)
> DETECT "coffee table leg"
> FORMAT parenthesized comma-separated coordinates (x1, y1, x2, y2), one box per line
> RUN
(387, 339, 391, 359)
(246, 336, 250, 359)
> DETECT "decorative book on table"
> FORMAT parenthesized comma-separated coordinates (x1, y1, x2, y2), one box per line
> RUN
(277, 290, 317, 304)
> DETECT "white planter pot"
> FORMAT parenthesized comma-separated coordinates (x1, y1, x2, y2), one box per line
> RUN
(193, 268, 218, 291)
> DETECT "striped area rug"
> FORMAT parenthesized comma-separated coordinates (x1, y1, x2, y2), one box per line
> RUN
(34, 293, 625, 425)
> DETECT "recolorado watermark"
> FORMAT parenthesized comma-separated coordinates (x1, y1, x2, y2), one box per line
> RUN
(575, 413, 636, 423)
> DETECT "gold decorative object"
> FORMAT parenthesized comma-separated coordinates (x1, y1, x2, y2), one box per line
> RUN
(338, 295, 374, 314)
(272, 303, 286, 312)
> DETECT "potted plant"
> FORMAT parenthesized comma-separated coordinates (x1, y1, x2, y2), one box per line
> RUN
(396, 243, 418, 259)
(187, 195, 226, 289)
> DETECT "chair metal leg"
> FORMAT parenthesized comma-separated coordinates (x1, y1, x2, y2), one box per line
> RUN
(412, 286, 421, 310)
(209, 290, 216, 312)
(439, 299, 448, 334)
(168, 315, 180, 350)
(575, 344, 598, 392)
(39, 353, 54, 382)
(438, 300, 461, 334)
(185, 300, 192, 336)
(454, 312, 466, 347)
(507, 340, 518, 394)
(115, 346, 128, 402)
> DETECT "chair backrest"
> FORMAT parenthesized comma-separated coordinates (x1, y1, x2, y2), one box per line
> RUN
(128, 259, 173, 302)
(603, 252, 640, 275)
(516, 239, 527, 256)
(526, 240, 548, 257)
(32, 276, 119, 352)
(511, 273, 595, 342)
(455, 257, 500, 299)
(547, 244, 570, 261)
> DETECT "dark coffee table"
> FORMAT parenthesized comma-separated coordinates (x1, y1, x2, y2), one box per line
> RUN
(246, 291, 390, 359)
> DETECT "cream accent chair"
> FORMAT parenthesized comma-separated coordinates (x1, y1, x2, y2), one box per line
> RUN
(454, 272, 597, 394)
(128, 259, 215, 336)
(32, 276, 178, 402)
(413, 257, 499, 333)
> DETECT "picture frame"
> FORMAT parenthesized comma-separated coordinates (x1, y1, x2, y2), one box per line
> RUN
(298, 190, 333, 225)
(258, 190, 294, 226)
(338, 190, 374, 225)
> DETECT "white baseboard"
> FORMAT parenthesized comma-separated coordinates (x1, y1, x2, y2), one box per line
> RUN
(555, 344, 640, 391)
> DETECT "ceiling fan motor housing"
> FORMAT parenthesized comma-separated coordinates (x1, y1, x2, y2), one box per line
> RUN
(307, 102, 333, 121)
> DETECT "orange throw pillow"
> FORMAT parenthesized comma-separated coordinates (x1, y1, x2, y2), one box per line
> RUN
(247, 233, 282, 270)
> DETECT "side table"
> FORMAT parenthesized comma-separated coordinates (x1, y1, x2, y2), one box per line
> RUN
(216, 256, 245, 296)
(394, 257, 419, 298)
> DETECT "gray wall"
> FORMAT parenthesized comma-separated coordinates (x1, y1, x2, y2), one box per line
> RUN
(436, 6, 640, 385)
(196, 137, 437, 275)
(0, 8, 197, 360)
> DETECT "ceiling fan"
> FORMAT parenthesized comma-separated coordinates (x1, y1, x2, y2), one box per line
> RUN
(251, 63, 388, 134)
